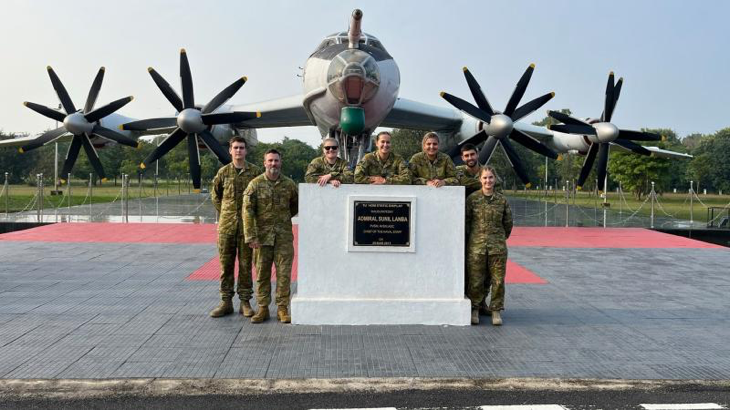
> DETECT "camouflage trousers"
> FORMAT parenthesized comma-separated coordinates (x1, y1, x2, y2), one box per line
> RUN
(254, 237, 294, 308)
(466, 251, 507, 311)
(217, 232, 254, 301)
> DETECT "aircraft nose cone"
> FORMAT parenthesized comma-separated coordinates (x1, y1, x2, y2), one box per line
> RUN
(594, 122, 619, 143)
(63, 112, 93, 135)
(177, 108, 206, 134)
(488, 114, 514, 140)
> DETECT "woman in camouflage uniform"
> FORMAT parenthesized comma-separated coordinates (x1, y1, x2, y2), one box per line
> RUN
(465, 166, 513, 326)
(408, 132, 458, 187)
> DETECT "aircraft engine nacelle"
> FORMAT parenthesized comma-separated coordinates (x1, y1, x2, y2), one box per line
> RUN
(206, 124, 258, 149)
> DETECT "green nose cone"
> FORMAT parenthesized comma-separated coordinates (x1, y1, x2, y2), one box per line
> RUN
(340, 107, 365, 135)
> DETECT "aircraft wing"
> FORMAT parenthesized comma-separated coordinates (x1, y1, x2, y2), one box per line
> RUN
(231, 95, 313, 128)
(610, 143, 693, 159)
(0, 132, 71, 149)
(514, 122, 554, 142)
(380, 98, 462, 131)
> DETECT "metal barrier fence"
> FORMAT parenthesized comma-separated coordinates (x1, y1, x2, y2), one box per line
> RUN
(3, 172, 730, 228)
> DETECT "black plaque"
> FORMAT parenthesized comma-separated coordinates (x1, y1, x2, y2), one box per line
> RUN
(353, 201, 411, 247)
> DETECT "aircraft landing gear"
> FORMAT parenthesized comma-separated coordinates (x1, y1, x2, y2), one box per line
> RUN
(331, 130, 371, 169)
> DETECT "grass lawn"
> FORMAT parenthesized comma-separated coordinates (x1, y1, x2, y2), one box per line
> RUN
(508, 189, 730, 224)
(0, 180, 199, 213)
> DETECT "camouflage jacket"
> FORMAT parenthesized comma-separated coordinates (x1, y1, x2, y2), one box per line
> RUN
(409, 152, 458, 186)
(212, 161, 262, 235)
(243, 174, 299, 246)
(354, 152, 411, 185)
(465, 191, 513, 255)
(456, 165, 503, 196)
(456, 164, 483, 196)
(304, 156, 354, 183)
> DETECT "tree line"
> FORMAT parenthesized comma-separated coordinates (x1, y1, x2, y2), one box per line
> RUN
(1, 112, 728, 197)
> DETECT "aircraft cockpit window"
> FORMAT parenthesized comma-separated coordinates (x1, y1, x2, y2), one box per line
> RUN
(368, 39, 387, 53)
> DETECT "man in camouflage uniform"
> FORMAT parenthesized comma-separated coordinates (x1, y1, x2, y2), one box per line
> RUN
(466, 166, 513, 326)
(210, 136, 263, 318)
(409, 132, 458, 187)
(354, 131, 411, 185)
(305, 137, 353, 187)
(244, 149, 299, 324)
(456, 143, 503, 196)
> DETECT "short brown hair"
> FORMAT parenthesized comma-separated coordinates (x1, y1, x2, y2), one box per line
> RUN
(480, 165, 498, 180)
(264, 148, 281, 159)
(229, 136, 247, 147)
(376, 131, 392, 142)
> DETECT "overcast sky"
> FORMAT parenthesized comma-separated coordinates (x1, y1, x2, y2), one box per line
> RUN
(1, 0, 728, 147)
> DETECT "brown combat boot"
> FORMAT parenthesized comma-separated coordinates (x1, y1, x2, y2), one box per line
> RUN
(209, 299, 233, 318)
(239, 300, 255, 317)
(277, 306, 291, 323)
(471, 309, 479, 325)
(491, 310, 502, 326)
(250, 306, 269, 323)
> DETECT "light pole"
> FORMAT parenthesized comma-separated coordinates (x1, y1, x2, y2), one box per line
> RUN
(52, 103, 63, 196)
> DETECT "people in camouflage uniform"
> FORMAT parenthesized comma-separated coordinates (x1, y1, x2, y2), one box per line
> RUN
(209, 136, 263, 318)
(305, 138, 353, 187)
(456, 143, 502, 196)
(354, 131, 411, 185)
(244, 149, 299, 324)
(466, 165, 513, 326)
(409, 132, 458, 187)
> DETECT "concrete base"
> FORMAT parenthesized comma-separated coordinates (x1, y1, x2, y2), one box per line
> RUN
(292, 184, 470, 326)
(292, 298, 470, 326)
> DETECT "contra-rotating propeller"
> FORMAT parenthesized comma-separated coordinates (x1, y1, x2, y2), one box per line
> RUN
(441, 64, 559, 187)
(547, 72, 662, 192)
(121, 49, 260, 192)
(21, 66, 137, 182)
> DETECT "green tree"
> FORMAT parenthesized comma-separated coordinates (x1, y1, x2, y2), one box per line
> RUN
(390, 129, 422, 160)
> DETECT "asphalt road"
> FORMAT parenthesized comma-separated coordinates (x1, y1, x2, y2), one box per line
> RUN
(2, 379, 729, 410)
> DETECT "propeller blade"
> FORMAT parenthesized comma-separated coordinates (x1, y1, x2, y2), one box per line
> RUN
(596, 143, 610, 192)
(91, 125, 139, 148)
(613, 139, 651, 156)
(202, 77, 247, 114)
(198, 130, 232, 164)
(548, 123, 597, 135)
(511, 91, 555, 122)
(603, 72, 615, 122)
(19, 127, 67, 153)
(576, 142, 599, 188)
(510, 128, 558, 159)
(120, 117, 178, 131)
(462, 67, 494, 116)
(47, 66, 76, 114)
(617, 129, 662, 141)
(148, 67, 183, 112)
(23, 101, 66, 122)
(202, 111, 261, 125)
(60, 136, 83, 182)
(440, 92, 492, 123)
(500, 139, 531, 186)
(503, 63, 534, 117)
(612, 77, 623, 115)
(478, 135, 499, 165)
(187, 134, 202, 191)
(84, 67, 105, 113)
(141, 128, 187, 168)
(84, 96, 134, 123)
(547, 110, 589, 127)
(447, 129, 489, 159)
(180, 49, 195, 109)
(80, 134, 106, 180)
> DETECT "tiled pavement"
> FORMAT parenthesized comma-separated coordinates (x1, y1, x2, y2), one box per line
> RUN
(0, 225, 729, 379)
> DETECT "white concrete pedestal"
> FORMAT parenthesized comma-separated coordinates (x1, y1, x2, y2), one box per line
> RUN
(292, 184, 470, 325)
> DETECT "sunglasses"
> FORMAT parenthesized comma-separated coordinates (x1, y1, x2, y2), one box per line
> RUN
(324, 146, 338, 151)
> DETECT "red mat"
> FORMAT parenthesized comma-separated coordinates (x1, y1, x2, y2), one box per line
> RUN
(508, 227, 723, 249)
(0, 222, 217, 244)
(8, 224, 716, 285)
